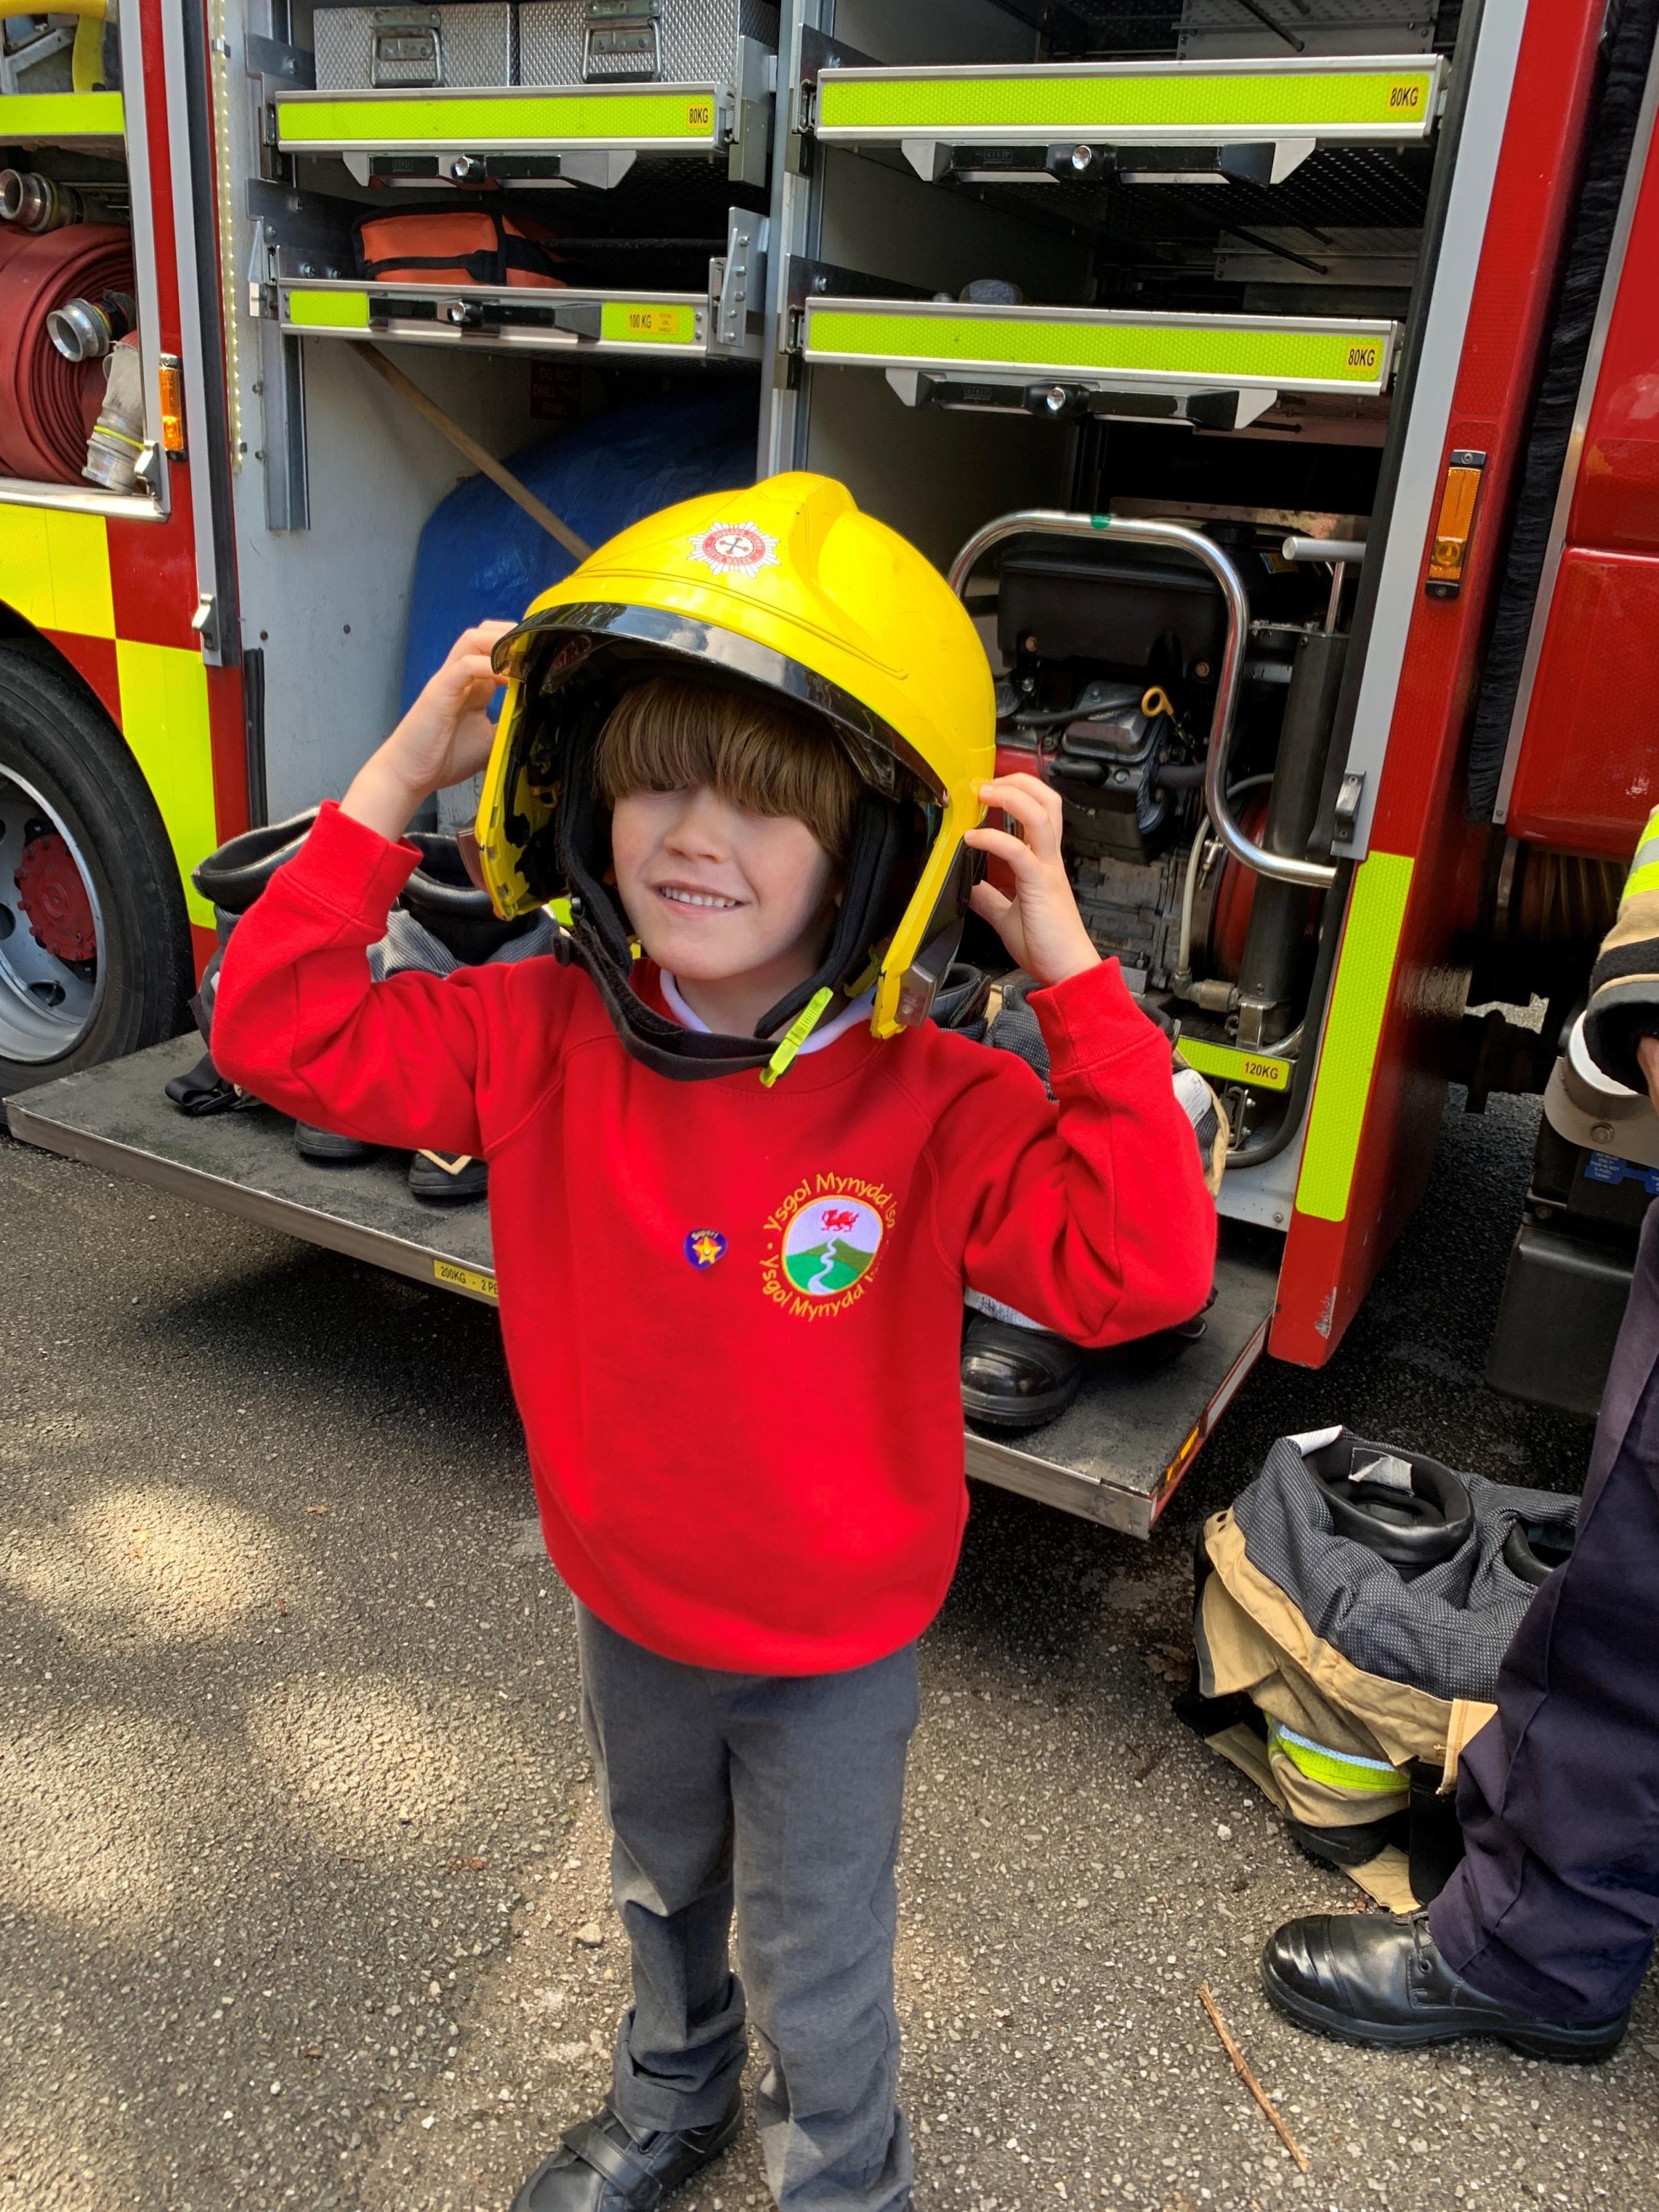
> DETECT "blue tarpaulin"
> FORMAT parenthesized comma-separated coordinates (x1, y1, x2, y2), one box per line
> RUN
(400, 387, 758, 713)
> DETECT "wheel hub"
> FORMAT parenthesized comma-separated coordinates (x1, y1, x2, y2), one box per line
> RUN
(15, 826, 97, 963)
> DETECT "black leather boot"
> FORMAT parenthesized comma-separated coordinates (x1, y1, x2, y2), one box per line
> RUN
(1261, 1910, 1627, 2061)
(960, 1312, 1082, 1431)
(191, 808, 320, 915)
(511, 2096, 741, 2211)
(403, 831, 535, 966)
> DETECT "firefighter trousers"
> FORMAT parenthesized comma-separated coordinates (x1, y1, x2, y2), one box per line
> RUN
(1430, 1197, 1659, 2023)
(574, 1600, 918, 2211)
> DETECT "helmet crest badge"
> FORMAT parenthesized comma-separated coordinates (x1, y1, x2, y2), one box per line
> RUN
(688, 521, 780, 580)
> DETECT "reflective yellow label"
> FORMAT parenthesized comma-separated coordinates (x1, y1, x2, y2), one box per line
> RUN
(286, 289, 371, 328)
(276, 88, 718, 146)
(815, 66, 1436, 138)
(805, 308, 1393, 391)
(433, 1259, 498, 1300)
(599, 300, 695, 345)
(0, 91, 124, 137)
(1179, 1038, 1293, 1094)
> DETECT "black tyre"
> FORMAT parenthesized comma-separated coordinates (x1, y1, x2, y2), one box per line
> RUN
(0, 639, 193, 1094)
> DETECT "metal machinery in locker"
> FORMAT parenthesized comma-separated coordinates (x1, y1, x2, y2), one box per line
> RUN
(0, 0, 1644, 1533)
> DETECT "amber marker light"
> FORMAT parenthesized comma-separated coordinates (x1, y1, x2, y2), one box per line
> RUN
(1425, 448, 1486, 598)
(158, 355, 187, 460)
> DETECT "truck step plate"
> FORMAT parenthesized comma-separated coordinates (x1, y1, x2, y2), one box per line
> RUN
(814, 56, 1441, 148)
(274, 84, 724, 154)
(964, 1237, 1278, 1537)
(802, 299, 1398, 396)
(9, 1038, 1280, 1534)
(6, 1038, 499, 1307)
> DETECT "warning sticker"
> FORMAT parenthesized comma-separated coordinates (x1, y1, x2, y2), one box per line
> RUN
(433, 1259, 499, 1300)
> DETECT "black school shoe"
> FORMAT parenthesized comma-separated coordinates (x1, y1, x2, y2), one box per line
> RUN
(1261, 1911, 1627, 2062)
(408, 1148, 488, 1203)
(293, 1122, 380, 1165)
(960, 1313, 1082, 1432)
(511, 2097, 742, 2211)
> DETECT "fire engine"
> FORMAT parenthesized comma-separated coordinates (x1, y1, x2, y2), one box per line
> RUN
(1, 0, 1652, 1535)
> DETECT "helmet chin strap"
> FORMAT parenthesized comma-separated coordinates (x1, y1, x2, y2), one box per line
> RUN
(552, 730, 913, 1085)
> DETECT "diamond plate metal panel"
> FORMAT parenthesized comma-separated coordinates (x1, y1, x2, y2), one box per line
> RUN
(313, 3, 513, 91)
(518, 0, 774, 86)
(520, 0, 774, 86)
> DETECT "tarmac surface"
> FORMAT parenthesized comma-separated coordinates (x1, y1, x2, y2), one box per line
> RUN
(2, 1083, 1654, 2212)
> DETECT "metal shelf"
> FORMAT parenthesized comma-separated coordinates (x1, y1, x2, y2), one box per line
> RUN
(811, 53, 1443, 158)
(279, 274, 748, 359)
(799, 294, 1398, 417)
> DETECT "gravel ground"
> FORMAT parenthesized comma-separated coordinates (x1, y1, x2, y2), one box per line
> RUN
(1, 1085, 1655, 2212)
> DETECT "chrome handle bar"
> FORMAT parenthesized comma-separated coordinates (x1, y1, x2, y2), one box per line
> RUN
(947, 508, 1338, 893)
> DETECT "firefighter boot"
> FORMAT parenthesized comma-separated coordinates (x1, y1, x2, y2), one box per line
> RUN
(510, 2097, 742, 2211)
(1260, 1911, 1627, 2061)
(960, 1313, 1083, 1431)
(191, 808, 321, 915)
(402, 830, 538, 965)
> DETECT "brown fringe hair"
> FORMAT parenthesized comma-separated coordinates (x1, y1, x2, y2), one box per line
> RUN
(593, 675, 863, 864)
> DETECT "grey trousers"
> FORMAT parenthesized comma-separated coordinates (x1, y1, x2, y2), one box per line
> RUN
(574, 1602, 919, 2211)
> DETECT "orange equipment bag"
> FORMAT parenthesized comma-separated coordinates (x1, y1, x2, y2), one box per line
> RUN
(353, 210, 565, 289)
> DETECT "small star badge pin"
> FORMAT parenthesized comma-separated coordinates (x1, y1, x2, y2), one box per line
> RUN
(684, 1228, 728, 1269)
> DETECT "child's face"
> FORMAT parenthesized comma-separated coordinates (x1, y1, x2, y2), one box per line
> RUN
(610, 785, 838, 990)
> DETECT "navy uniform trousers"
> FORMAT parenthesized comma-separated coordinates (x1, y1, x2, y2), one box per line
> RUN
(1430, 1197, 1659, 2024)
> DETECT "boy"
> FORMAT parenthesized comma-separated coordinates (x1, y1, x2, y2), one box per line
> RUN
(212, 474, 1216, 2212)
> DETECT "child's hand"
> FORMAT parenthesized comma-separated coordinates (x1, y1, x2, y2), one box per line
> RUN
(384, 621, 516, 796)
(342, 622, 515, 840)
(964, 774, 1100, 990)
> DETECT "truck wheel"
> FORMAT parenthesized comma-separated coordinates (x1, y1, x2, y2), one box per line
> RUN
(0, 641, 192, 1095)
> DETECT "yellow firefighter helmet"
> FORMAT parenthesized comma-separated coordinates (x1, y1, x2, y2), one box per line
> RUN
(476, 471, 994, 1080)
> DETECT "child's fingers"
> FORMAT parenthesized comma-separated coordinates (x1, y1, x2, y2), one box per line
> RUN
(977, 776, 1065, 864)
(964, 823, 1050, 883)
(969, 879, 1015, 927)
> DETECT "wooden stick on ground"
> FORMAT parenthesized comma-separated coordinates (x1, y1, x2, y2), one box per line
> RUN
(347, 340, 592, 563)
(1197, 1982, 1310, 2174)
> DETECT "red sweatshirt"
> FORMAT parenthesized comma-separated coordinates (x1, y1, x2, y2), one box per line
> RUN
(213, 803, 1217, 1672)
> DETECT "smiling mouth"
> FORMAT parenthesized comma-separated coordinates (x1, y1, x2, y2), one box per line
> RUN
(654, 885, 744, 912)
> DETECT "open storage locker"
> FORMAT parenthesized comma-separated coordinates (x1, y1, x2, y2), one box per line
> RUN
(751, 0, 1470, 1517)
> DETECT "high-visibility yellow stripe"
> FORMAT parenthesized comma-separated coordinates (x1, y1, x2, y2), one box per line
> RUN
(115, 641, 216, 929)
(0, 91, 124, 138)
(0, 507, 115, 639)
(818, 66, 1436, 138)
(804, 308, 1392, 391)
(286, 289, 371, 329)
(1295, 851, 1414, 1224)
(1624, 859, 1659, 901)
(1269, 1723, 1404, 1796)
(276, 88, 718, 147)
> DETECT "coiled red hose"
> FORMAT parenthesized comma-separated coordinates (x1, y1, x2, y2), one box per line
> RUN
(0, 225, 135, 483)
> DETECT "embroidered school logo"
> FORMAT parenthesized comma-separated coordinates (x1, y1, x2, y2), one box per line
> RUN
(687, 521, 780, 581)
(760, 1177, 897, 1320)
(684, 1227, 727, 1269)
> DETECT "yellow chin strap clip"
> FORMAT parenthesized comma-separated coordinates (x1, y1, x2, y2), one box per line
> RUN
(760, 988, 835, 1090)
